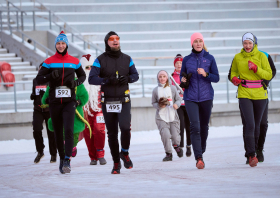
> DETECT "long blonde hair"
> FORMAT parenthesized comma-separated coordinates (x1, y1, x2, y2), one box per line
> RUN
(203, 43, 208, 52)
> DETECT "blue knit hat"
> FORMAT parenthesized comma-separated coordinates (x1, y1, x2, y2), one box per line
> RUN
(54, 31, 69, 47)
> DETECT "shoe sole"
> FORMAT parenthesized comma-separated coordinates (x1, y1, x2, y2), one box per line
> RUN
(100, 162, 107, 165)
(90, 163, 97, 165)
(111, 171, 120, 174)
(62, 166, 71, 173)
(50, 160, 56, 163)
(196, 161, 205, 169)
(34, 155, 45, 164)
(249, 159, 258, 167)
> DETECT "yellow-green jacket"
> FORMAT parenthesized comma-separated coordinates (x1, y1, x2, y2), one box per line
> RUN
(230, 45, 272, 100)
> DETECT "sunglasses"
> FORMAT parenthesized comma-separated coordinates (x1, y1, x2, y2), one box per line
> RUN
(108, 36, 120, 41)
(85, 65, 92, 70)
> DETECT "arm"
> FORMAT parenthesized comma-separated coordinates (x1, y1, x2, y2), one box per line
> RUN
(180, 57, 187, 81)
(172, 86, 181, 109)
(205, 57, 219, 83)
(228, 59, 234, 83)
(30, 79, 36, 100)
(36, 62, 52, 84)
(76, 84, 89, 106)
(263, 55, 276, 86)
(74, 63, 86, 86)
(128, 58, 139, 83)
(255, 55, 272, 80)
(230, 56, 239, 81)
(88, 58, 108, 85)
(41, 86, 50, 105)
(152, 88, 160, 110)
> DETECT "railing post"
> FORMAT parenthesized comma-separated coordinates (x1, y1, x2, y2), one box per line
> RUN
(34, 42, 36, 51)
(0, 11, 2, 32)
(49, 11, 52, 30)
(14, 83, 17, 112)
(141, 70, 145, 97)
(72, 33, 74, 42)
(33, 11, 36, 30)
(83, 41, 86, 50)
(21, 32, 24, 43)
(16, 11, 19, 31)
(21, 11, 24, 31)
(226, 77, 229, 103)
(96, 49, 98, 57)
(7, 2, 10, 26)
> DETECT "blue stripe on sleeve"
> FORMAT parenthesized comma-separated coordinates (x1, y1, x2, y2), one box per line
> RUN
(129, 58, 134, 67)
(76, 62, 81, 69)
(42, 62, 50, 69)
(93, 58, 101, 68)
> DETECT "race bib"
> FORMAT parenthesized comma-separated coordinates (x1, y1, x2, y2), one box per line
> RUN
(106, 102, 122, 113)
(96, 116, 105, 123)
(35, 85, 47, 95)
(55, 86, 71, 98)
(167, 98, 173, 106)
(180, 94, 185, 106)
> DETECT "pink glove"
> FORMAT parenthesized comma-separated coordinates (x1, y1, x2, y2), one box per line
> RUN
(248, 60, 258, 73)
(232, 76, 241, 86)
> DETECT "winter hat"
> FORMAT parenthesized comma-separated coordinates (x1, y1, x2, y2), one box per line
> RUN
(242, 32, 255, 44)
(54, 31, 69, 47)
(157, 70, 168, 79)
(174, 54, 183, 66)
(190, 32, 204, 46)
(253, 35, 258, 45)
(80, 54, 94, 69)
(104, 31, 119, 52)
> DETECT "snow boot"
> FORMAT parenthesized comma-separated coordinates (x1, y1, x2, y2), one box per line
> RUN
(163, 153, 172, 161)
(186, 145, 192, 157)
(34, 152, 44, 164)
(174, 146, 183, 158)
(98, 157, 107, 165)
(111, 161, 122, 174)
(90, 160, 97, 165)
(72, 147, 77, 158)
(196, 158, 205, 169)
(256, 150, 264, 162)
(249, 156, 258, 167)
(50, 155, 57, 163)
(62, 159, 71, 173)
(59, 159, 65, 174)
(120, 152, 133, 169)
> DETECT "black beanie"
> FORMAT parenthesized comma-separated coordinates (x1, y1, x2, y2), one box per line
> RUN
(104, 31, 119, 52)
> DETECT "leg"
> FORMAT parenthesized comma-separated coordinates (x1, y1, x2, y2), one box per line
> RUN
(182, 107, 191, 146)
(177, 107, 185, 147)
(93, 111, 106, 159)
(32, 110, 45, 153)
(257, 99, 268, 151)
(84, 115, 97, 160)
(118, 102, 131, 153)
(62, 101, 76, 159)
(157, 121, 172, 154)
(170, 120, 181, 147)
(185, 100, 202, 159)
(43, 112, 57, 156)
(49, 103, 65, 160)
(198, 100, 213, 154)
(102, 104, 119, 163)
(239, 103, 247, 157)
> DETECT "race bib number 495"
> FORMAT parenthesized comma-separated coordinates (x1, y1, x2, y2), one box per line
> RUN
(55, 87, 71, 98)
(35, 85, 47, 95)
(106, 103, 122, 113)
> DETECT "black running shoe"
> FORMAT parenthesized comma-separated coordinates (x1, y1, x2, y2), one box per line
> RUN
(34, 152, 44, 164)
(111, 161, 122, 174)
(62, 159, 71, 173)
(50, 155, 57, 163)
(186, 146, 192, 157)
(256, 150, 264, 162)
(59, 159, 65, 174)
(174, 147, 183, 158)
(120, 152, 133, 169)
(163, 153, 172, 161)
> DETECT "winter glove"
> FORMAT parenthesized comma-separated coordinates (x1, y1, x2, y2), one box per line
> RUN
(65, 80, 77, 89)
(248, 60, 258, 73)
(51, 70, 60, 79)
(232, 76, 242, 86)
(109, 77, 119, 85)
(159, 97, 170, 107)
(180, 72, 192, 89)
(119, 75, 130, 85)
(30, 94, 35, 100)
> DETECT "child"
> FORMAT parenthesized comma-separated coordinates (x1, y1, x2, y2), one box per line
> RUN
(152, 70, 183, 161)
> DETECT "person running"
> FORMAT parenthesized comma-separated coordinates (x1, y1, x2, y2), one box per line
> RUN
(30, 63, 57, 164)
(229, 32, 272, 167)
(88, 31, 139, 174)
(171, 54, 192, 157)
(180, 32, 219, 169)
(36, 31, 86, 174)
(152, 70, 183, 161)
(80, 54, 107, 166)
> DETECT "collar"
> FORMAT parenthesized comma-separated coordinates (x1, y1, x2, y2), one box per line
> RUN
(54, 51, 69, 59)
(191, 49, 205, 58)
(241, 45, 258, 57)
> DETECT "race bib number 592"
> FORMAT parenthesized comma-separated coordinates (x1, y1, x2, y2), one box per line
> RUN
(106, 104, 122, 113)
(55, 88, 71, 98)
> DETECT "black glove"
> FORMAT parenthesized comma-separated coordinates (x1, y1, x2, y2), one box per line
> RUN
(39, 90, 45, 97)
(109, 77, 119, 85)
(76, 99, 81, 107)
(180, 72, 192, 89)
(119, 76, 129, 85)
(65, 80, 77, 89)
(30, 94, 35, 100)
(51, 70, 60, 79)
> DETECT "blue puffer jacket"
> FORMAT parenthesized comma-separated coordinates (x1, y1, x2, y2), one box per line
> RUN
(180, 49, 220, 102)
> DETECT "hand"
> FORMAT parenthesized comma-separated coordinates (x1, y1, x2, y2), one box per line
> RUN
(109, 77, 119, 85)
(248, 61, 258, 73)
(159, 97, 170, 107)
(76, 99, 81, 107)
(232, 76, 242, 86)
(197, 68, 207, 77)
(173, 104, 178, 110)
(181, 77, 187, 83)
(51, 70, 60, 79)
(119, 76, 129, 85)
(65, 80, 76, 89)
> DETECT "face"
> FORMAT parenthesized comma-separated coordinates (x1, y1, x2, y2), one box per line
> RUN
(85, 65, 91, 71)
(158, 73, 168, 84)
(174, 61, 182, 71)
(243, 40, 254, 52)
(108, 35, 120, 51)
(192, 39, 203, 52)
(56, 41, 67, 53)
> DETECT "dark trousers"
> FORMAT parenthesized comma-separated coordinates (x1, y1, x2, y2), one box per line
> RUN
(177, 106, 191, 147)
(102, 102, 131, 163)
(49, 101, 76, 160)
(239, 98, 267, 157)
(33, 109, 57, 156)
(185, 100, 213, 160)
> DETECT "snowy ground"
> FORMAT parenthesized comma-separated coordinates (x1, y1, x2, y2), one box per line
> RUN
(0, 124, 279, 198)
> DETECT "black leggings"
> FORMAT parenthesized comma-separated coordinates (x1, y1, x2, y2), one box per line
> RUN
(49, 101, 76, 160)
(177, 106, 191, 147)
(102, 102, 131, 163)
(239, 98, 267, 157)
